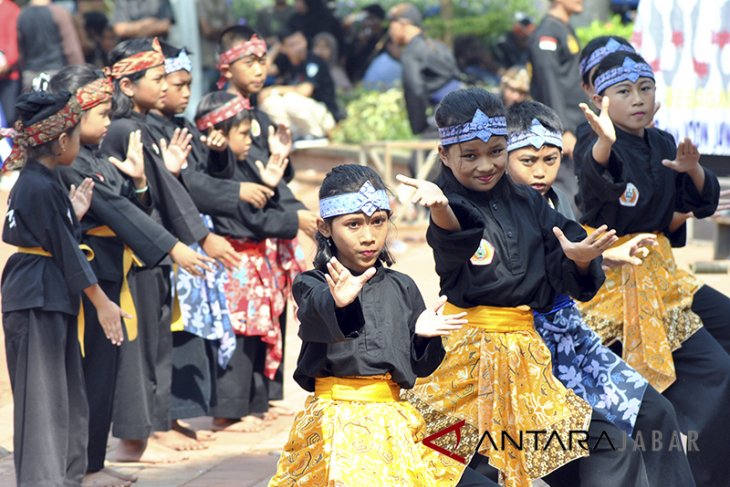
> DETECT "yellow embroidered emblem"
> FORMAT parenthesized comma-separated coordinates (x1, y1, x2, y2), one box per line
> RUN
(470, 239, 495, 266)
(251, 119, 261, 138)
(567, 35, 580, 55)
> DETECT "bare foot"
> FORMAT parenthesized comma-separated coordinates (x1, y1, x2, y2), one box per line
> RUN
(172, 420, 217, 442)
(101, 467, 138, 483)
(268, 403, 296, 417)
(82, 470, 131, 487)
(211, 415, 264, 432)
(150, 430, 209, 451)
(109, 439, 188, 464)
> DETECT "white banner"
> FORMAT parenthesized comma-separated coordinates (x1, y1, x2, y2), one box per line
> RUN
(633, 0, 730, 155)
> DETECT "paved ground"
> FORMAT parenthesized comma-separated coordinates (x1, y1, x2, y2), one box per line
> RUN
(0, 174, 728, 486)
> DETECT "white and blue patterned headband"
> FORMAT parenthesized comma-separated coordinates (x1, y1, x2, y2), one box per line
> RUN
(579, 38, 635, 78)
(165, 49, 192, 74)
(319, 181, 391, 219)
(594, 56, 654, 94)
(507, 118, 563, 152)
(438, 109, 508, 146)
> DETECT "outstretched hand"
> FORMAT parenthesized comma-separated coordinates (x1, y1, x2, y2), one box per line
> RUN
(415, 295, 467, 337)
(108, 129, 145, 181)
(268, 123, 292, 160)
(553, 224, 618, 267)
(661, 137, 700, 174)
(255, 155, 289, 188)
(396, 174, 449, 209)
(325, 257, 376, 308)
(602, 233, 657, 268)
(200, 124, 228, 152)
(69, 177, 95, 221)
(580, 96, 615, 144)
(160, 127, 193, 175)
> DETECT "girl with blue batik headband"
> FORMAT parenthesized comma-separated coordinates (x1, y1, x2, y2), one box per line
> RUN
(576, 50, 730, 486)
(270, 164, 498, 487)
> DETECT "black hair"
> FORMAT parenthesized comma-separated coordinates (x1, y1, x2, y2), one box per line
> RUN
(108, 38, 159, 118)
(15, 90, 79, 161)
(194, 91, 252, 134)
(313, 164, 395, 272)
(433, 87, 528, 199)
(49, 64, 107, 99)
(218, 25, 258, 53)
(159, 40, 187, 60)
(506, 100, 564, 139)
(579, 35, 633, 84)
(591, 51, 650, 94)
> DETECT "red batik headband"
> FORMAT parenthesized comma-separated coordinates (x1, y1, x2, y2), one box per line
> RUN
(195, 96, 252, 131)
(0, 96, 82, 170)
(108, 37, 165, 79)
(76, 76, 113, 111)
(216, 35, 267, 88)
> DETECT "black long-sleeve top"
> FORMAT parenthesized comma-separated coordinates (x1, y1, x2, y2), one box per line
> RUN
(428, 174, 604, 313)
(145, 112, 244, 218)
(292, 266, 445, 392)
(401, 34, 461, 135)
(100, 112, 209, 255)
(528, 15, 587, 134)
(2, 159, 97, 315)
(57, 145, 176, 282)
(247, 108, 295, 184)
(575, 126, 720, 246)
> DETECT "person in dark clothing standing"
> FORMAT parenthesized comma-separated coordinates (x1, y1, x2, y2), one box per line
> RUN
(528, 0, 587, 212)
(387, 3, 462, 136)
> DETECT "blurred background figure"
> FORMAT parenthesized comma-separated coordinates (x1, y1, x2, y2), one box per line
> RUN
(287, 0, 344, 52)
(454, 35, 500, 86)
(500, 66, 530, 108)
(492, 12, 535, 71)
(361, 38, 402, 91)
(80, 10, 117, 67)
(255, 0, 295, 46)
(197, 0, 232, 93)
(17, 0, 84, 91)
(312, 32, 351, 92)
(110, 0, 174, 40)
(0, 0, 20, 124)
(343, 3, 386, 84)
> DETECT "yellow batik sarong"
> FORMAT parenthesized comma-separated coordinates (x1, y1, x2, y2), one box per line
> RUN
(576, 231, 703, 392)
(269, 374, 439, 487)
(405, 304, 592, 487)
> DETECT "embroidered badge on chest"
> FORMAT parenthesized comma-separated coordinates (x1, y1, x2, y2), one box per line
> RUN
(567, 35, 580, 55)
(619, 182, 640, 207)
(470, 239, 495, 266)
(250, 119, 261, 138)
(306, 62, 319, 78)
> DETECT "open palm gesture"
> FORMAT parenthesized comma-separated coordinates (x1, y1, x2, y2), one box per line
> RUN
(255, 154, 289, 188)
(396, 174, 449, 209)
(108, 130, 145, 180)
(553, 224, 618, 267)
(415, 295, 467, 337)
(324, 257, 376, 308)
(69, 177, 95, 221)
(161, 127, 193, 176)
(268, 123, 292, 160)
(662, 137, 700, 174)
(580, 97, 615, 144)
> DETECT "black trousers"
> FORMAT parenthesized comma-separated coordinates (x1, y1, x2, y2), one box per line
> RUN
(170, 331, 214, 420)
(469, 411, 649, 487)
(82, 279, 122, 472)
(112, 265, 173, 439)
(267, 304, 287, 401)
(692, 285, 730, 354)
(662, 327, 730, 487)
(3, 309, 88, 487)
(209, 335, 269, 418)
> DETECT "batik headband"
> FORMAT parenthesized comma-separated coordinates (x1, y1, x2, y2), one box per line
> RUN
(507, 118, 563, 152)
(0, 96, 82, 170)
(76, 77, 113, 111)
(319, 181, 391, 219)
(438, 109, 508, 146)
(579, 38, 635, 77)
(195, 96, 252, 131)
(594, 56, 655, 95)
(108, 37, 165, 79)
(216, 35, 267, 89)
(165, 48, 192, 74)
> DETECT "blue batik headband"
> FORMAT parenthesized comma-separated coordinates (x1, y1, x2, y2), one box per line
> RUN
(579, 38, 635, 78)
(165, 49, 192, 74)
(438, 109, 508, 146)
(507, 118, 563, 152)
(319, 181, 391, 219)
(594, 57, 655, 95)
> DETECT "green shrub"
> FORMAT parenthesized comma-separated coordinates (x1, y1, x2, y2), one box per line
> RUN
(576, 15, 634, 48)
(331, 88, 414, 144)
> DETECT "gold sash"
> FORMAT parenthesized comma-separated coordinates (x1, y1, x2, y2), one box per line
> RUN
(85, 225, 142, 341)
(16, 244, 95, 356)
(315, 375, 402, 402)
